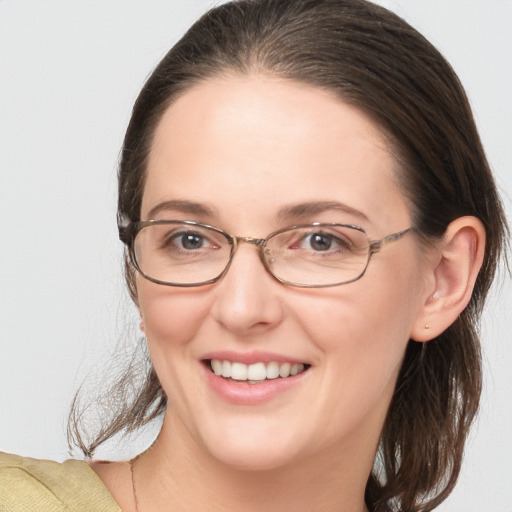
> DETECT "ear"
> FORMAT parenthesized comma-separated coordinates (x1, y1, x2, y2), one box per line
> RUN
(410, 216, 486, 342)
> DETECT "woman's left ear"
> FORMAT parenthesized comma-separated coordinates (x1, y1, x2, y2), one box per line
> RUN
(411, 216, 486, 342)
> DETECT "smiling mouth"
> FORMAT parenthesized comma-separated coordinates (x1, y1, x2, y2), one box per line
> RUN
(206, 360, 310, 383)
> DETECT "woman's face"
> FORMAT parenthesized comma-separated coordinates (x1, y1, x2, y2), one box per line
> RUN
(137, 75, 431, 471)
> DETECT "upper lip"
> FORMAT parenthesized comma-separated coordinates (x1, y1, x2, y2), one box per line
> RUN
(201, 350, 308, 365)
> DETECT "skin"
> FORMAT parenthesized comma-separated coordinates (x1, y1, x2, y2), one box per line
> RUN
(90, 75, 485, 511)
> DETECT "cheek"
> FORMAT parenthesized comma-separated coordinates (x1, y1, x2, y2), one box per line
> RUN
(296, 256, 425, 393)
(289, 282, 420, 442)
(297, 280, 417, 354)
(136, 282, 217, 411)
(137, 279, 212, 352)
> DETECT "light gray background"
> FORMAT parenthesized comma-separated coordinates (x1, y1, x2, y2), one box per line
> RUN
(0, 1, 510, 511)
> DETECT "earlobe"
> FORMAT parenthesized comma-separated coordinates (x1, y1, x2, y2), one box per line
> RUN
(410, 216, 486, 342)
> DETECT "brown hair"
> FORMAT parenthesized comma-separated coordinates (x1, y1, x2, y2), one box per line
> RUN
(68, 1, 508, 510)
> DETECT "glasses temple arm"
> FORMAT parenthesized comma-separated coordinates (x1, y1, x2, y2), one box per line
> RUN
(369, 227, 414, 254)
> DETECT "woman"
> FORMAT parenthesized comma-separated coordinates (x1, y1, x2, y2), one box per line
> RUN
(0, 0, 508, 511)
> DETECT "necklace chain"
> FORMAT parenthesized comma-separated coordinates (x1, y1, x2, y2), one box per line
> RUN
(130, 458, 141, 512)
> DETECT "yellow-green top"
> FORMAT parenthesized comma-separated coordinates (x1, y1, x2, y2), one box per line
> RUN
(0, 452, 121, 512)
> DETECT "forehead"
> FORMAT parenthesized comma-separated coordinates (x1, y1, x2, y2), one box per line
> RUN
(143, 74, 410, 232)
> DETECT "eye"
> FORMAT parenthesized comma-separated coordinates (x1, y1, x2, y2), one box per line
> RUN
(272, 227, 357, 256)
(164, 230, 215, 251)
(307, 233, 335, 251)
(173, 232, 206, 250)
(299, 231, 351, 253)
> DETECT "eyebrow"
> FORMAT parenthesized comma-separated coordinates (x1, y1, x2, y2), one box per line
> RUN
(147, 200, 217, 219)
(146, 199, 369, 224)
(277, 201, 369, 223)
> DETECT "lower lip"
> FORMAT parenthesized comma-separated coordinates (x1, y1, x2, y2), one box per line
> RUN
(203, 363, 308, 405)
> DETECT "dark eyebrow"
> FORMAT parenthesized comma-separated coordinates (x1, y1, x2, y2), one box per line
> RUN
(147, 200, 216, 219)
(146, 199, 369, 223)
(277, 201, 370, 223)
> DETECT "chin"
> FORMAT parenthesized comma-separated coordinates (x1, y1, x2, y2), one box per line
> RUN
(197, 421, 306, 472)
(208, 444, 298, 472)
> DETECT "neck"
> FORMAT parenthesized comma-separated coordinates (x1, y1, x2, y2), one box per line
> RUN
(132, 413, 373, 512)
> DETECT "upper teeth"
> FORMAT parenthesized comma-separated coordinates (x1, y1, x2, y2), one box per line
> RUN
(210, 360, 305, 381)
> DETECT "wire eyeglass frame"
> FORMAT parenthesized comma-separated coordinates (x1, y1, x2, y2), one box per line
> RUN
(118, 219, 414, 288)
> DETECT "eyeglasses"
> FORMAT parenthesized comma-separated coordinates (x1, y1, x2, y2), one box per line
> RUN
(118, 220, 413, 288)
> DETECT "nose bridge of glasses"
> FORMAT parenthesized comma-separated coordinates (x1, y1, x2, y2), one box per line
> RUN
(233, 236, 266, 247)
(231, 236, 270, 269)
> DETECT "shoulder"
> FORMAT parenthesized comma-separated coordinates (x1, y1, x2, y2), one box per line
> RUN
(0, 451, 122, 512)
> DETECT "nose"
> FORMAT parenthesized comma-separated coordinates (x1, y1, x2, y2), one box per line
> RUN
(210, 242, 284, 336)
